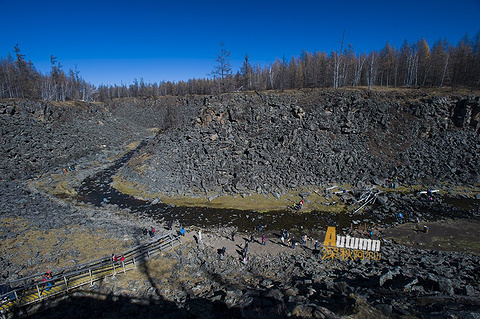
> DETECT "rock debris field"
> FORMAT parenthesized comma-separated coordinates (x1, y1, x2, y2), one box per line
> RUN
(1, 89, 480, 318)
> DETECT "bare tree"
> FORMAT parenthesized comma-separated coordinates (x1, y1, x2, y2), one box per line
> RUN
(240, 54, 253, 90)
(211, 41, 232, 92)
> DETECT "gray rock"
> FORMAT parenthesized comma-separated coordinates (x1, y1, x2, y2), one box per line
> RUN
(375, 304, 392, 317)
(265, 288, 283, 301)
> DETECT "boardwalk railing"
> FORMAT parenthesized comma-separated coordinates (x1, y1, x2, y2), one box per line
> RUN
(0, 231, 182, 316)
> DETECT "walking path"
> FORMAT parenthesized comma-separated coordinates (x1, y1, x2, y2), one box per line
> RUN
(190, 229, 320, 260)
(0, 232, 181, 316)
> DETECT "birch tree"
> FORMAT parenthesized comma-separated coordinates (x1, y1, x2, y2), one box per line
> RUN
(366, 51, 377, 90)
(333, 31, 345, 89)
(353, 52, 366, 86)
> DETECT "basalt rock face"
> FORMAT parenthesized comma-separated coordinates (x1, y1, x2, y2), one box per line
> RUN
(1, 91, 480, 318)
(117, 90, 480, 197)
(0, 100, 152, 181)
(159, 240, 480, 318)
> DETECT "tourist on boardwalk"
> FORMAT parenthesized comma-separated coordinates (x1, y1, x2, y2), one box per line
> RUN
(120, 254, 125, 266)
(150, 226, 156, 238)
(180, 226, 185, 236)
(42, 271, 53, 291)
(261, 234, 266, 245)
(314, 240, 318, 251)
(0, 284, 14, 301)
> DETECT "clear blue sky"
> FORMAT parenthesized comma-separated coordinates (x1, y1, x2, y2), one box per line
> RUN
(1, 0, 479, 86)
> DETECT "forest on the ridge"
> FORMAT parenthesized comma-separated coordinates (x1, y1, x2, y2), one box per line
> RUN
(1, 33, 479, 102)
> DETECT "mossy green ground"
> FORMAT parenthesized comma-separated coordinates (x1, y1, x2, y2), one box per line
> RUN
(111, 175, 479, 214)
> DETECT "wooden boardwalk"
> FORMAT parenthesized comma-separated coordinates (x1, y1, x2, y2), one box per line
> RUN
(0, 232, 181, 316)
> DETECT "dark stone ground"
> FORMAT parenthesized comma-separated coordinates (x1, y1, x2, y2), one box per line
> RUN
(1, 90, 480, 318)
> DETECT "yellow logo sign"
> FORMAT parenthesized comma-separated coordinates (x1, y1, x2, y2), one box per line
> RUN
(322, 227, 381, 261)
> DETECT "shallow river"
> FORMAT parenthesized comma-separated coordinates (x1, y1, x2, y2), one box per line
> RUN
(75, 144, 479, 236)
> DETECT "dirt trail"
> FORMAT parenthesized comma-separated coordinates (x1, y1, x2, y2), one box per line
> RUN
(180, 217, 480, 260)
(183, 229, 319, 260)
(382, 218, 480, 255)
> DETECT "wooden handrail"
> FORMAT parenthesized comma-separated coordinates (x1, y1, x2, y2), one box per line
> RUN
(1, 232, 181, 313)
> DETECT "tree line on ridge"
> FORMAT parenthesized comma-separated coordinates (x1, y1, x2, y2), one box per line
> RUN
(1, 33, 479, 102)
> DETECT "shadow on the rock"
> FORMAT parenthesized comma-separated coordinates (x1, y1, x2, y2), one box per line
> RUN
(17, 289, 295, 319)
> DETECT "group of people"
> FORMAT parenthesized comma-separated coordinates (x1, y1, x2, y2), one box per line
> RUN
(279, 229, 303, 249)
(386, 176, 398, 189)
(142, 226, 156, 238)
(111, 254, 125, 264)
(399, 212, 430, 234)
(293, 200, 304, 210)
(61, 165, 75, 174)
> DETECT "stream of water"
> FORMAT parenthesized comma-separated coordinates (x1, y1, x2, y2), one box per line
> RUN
(75, 143, 479, 236)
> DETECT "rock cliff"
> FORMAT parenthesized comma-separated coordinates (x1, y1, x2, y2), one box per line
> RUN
(115, 89, 480, 198)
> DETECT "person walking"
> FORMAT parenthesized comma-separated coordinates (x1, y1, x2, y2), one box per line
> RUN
(150, 226, 156, 238)
(42, 271, 53, 292)
(261, 234, 266, 245)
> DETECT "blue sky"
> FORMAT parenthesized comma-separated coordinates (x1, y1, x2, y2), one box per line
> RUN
(1, 0, 479, 86)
